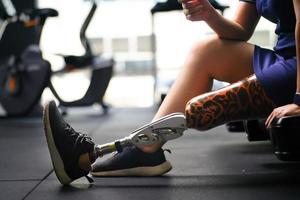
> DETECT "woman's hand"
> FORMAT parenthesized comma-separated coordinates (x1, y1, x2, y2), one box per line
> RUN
(265, 104, 300, 128)
(179, 0, 216, 21)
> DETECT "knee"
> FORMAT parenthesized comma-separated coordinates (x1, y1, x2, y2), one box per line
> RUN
(184, 94, 215, 131)
(189, 35, 225, 59)
(187, 35, 227, 70)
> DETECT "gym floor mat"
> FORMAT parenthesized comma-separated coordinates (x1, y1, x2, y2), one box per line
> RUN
(1, 108, 300, 200)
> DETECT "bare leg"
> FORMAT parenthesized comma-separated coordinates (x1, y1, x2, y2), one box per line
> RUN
(153, 35, 255, 120)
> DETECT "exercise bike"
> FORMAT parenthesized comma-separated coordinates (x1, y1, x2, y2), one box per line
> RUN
(48, 0, 114, 114)
(0, 0, 56, 117)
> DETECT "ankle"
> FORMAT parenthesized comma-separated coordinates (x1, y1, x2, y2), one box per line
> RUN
(139, 142, 164, 153)
(78, 153, 93, 171)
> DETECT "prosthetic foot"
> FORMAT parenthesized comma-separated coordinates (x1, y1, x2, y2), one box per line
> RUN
(94, 113, 187, 158)
(90, 113, 187, 177)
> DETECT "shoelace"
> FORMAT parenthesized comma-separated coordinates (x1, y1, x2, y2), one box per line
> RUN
(64, 124, 95, 184)
(64, 124, 93, 152)
(85, 175, 94, 184)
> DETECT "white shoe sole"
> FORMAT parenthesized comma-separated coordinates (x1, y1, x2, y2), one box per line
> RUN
(43, 102, 72, 185)
(90, 161, 172, 177)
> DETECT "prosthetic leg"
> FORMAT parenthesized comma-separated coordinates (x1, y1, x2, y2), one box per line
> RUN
(93, 75, 276, 158)
(94, 113, 187, 158)
(185, 75, 276, 130)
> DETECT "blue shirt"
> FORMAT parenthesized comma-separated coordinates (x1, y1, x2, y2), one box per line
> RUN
(240, 0, 296, 58)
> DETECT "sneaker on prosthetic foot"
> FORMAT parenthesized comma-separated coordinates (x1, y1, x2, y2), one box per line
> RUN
(91, 146, 172, 177)
(43, 101, 95, 185)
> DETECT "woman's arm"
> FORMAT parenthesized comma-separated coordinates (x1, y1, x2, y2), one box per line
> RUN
(180, 0, 260, 41)
(207, 2, 260, 40)
(293, 0, 300, 92)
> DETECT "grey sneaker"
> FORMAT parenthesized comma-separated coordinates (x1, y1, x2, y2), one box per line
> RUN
(91, 146, 172, 177)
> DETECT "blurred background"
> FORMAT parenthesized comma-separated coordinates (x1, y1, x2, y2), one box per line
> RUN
(37, 0, 276, 108)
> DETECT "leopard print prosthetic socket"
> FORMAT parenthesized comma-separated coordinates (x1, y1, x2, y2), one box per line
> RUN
(185, 75, 276, 130)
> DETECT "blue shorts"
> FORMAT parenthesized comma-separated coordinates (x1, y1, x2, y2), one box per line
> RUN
(253, 46, 297, 106)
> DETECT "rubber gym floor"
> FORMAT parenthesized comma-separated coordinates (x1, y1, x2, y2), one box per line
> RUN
(1, 107, 300, 200)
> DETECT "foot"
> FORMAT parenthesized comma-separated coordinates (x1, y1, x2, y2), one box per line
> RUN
(91, 146, 172, 177)
(43, 101, 95, 185)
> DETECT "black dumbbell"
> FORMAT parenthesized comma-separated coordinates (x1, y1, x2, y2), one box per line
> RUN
(269, 115, 300, 161)
(243, 119, 270, 142)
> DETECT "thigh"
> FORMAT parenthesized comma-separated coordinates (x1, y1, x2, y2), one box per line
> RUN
(154, 35, 255, 118)
(190, 35, 255, 83)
